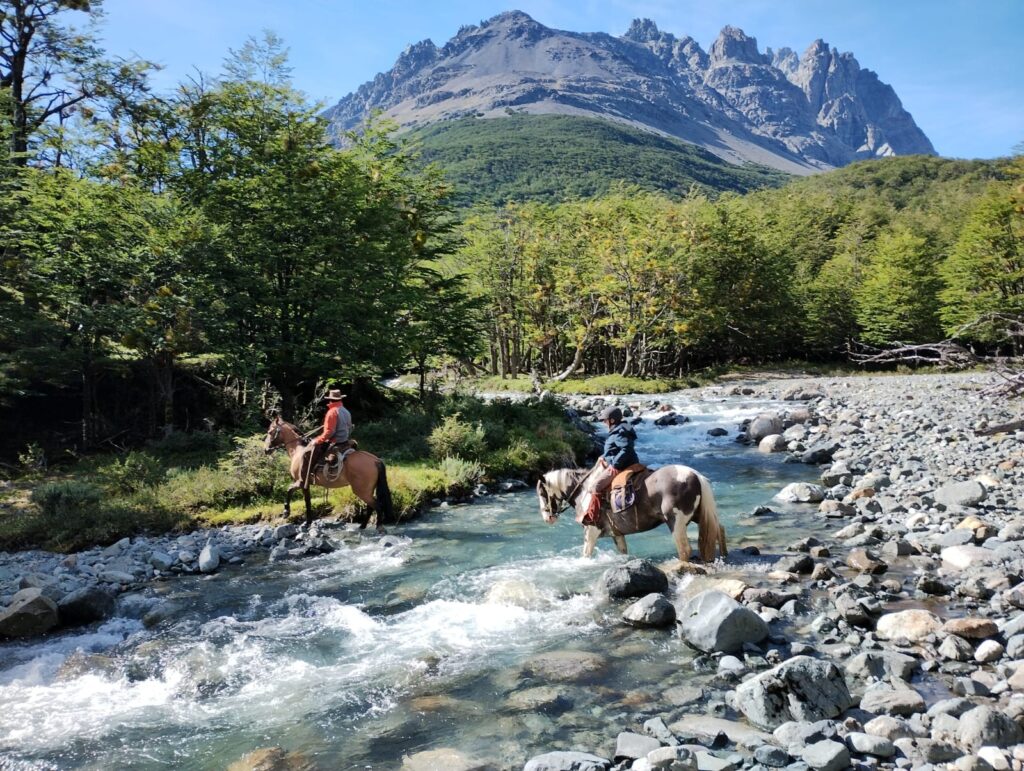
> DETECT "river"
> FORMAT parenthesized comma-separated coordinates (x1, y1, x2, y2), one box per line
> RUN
(0, 392, 826, 770)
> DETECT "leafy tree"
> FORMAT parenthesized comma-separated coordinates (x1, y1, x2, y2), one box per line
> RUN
(940, 178, 1024, 341)
(856, 228, 942, 346)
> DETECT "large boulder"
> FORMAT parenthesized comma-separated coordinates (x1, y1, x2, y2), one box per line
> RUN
(57, 586, 116, 626)
(523, 751, 611, 771)
(677, 590, 767, 653)
(875, 609, 942, 642)
(0, 587, 59, 638)
(198, 541, 221, 574)
(748, 413, 784, 443)
(775, 483, 825, 504)
(957, 705, 1024, 752)
(623, 593, 676, 628)
(934, 480, 987, 508)
(604, 559, 668, 599)
(734, 656, 854, 730)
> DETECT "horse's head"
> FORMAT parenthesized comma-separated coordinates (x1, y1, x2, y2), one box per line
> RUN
(536, 472, 562, 525)
(263, 415, 284, 455)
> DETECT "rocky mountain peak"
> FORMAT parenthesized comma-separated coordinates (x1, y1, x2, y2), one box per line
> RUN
(323, 14, 935, 172)
(623, 18, 665, 44)
(709, 26, 765, 64)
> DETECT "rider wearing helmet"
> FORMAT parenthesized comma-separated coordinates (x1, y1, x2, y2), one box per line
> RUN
(581, 406, 639, 522)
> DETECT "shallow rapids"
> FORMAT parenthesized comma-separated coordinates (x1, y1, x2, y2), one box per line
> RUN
(0, 392, 824, 770)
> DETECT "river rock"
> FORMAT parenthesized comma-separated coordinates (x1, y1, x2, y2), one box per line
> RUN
(874, 609, 941, 642)
(974, 638, 1004, 662)
(507, 685, 573, 714)
(194, 541, 219, 574)
(401, 748, 488, 771)
(859, 684, 926, 716)
(748, 413, 783, 443)
(226, 747, 315, 771)
(523, 751, 611, 771)
(676, 590, 767, 653)
(623, 593, 676, 628)
(845, 650, 918, 682)
(775, 483, 825, 503)
(845, 732, 894, 757)
(957, 705, 1024, 751)
(934, 480, 987, 508)
(614, 732, 661, 761)
(604, 559, 668, 599)
(522, 651, 607, 682)
(944, 617, 999, 639)
(938, 634, 975, 661)
(773, 554, 814, 574)
(0, 587, 59, 638)
(801, 740, 849, 771)
(801, 440, 839, 465)
(734, 656, 854, 729)
(149, 551, 175, 571)
(57, 586, 115, 626)
(846, 548, 887, 574)
(641, 746, 696, 771)
(758, 435, 786, 453)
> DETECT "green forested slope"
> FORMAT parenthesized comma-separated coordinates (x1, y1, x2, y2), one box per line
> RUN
(408, 114, 791, 205)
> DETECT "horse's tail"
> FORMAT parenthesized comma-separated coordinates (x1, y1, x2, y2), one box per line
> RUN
(375, 459, 395, 523)
(696, 472, 725, 563)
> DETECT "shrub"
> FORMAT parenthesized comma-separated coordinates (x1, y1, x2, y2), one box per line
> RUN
(440, 455, 484, 495)
(99, 451, 165, 494)
(219, 435, 290, 499)
(31, 480, 103, 517)
(428, 414, 487, 460)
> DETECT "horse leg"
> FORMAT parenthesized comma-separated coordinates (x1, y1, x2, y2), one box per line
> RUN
(282, 486, 293, 518)
(582, 525, 600, 558)
(719, 524, 728, 558)
(303, 487, 313, 526)
(672, 512, 693, 562)
(612, 534, 628, 555)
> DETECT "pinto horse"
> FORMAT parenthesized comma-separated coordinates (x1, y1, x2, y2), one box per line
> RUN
(536, 465, 727, 562)
(263, 416, 393, 529)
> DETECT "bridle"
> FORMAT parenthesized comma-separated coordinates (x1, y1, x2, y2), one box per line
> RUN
(267, 420, 306, 453)
(541, 470, 589, 519)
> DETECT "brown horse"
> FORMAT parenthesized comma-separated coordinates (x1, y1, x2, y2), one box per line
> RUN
(536, 466, 727, 562)
(263, 416, 393, 529)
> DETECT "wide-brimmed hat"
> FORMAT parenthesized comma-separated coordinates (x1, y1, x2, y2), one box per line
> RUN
(323, 388, 347, 401)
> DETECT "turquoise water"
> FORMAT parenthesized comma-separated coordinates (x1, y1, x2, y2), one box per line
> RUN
(0, 394, 822, 770)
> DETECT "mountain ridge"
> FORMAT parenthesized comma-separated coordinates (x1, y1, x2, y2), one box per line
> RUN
(324, 11, 934, 174)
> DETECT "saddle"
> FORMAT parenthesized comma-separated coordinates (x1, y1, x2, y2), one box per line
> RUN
(321, 439, 358, 477)
(610, 464, 649, 513)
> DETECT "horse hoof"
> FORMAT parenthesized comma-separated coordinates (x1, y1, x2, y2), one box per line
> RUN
(376, 527, 387, 535)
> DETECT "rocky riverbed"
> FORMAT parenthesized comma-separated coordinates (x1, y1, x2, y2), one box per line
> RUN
(3, 372, 1023, 771)
(519, 373, 1024, 771)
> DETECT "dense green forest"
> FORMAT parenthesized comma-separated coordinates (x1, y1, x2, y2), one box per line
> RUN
(409, 114, 791, 205)
(458, 155, 1022, 379)
(1, 0, 1022, 466)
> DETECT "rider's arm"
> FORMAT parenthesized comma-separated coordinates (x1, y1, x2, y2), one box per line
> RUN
(317, 408, 338, 444)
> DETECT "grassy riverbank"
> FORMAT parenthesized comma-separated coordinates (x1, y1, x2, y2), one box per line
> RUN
(0, 394, 591, 553)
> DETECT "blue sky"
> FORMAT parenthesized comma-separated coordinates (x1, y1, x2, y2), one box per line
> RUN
(99, 0, 1022, 159)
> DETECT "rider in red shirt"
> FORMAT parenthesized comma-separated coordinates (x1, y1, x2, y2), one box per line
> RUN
(294, 388, 353, 490)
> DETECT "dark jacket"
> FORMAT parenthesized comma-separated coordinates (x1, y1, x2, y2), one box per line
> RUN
(602, 422, 639, 471)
